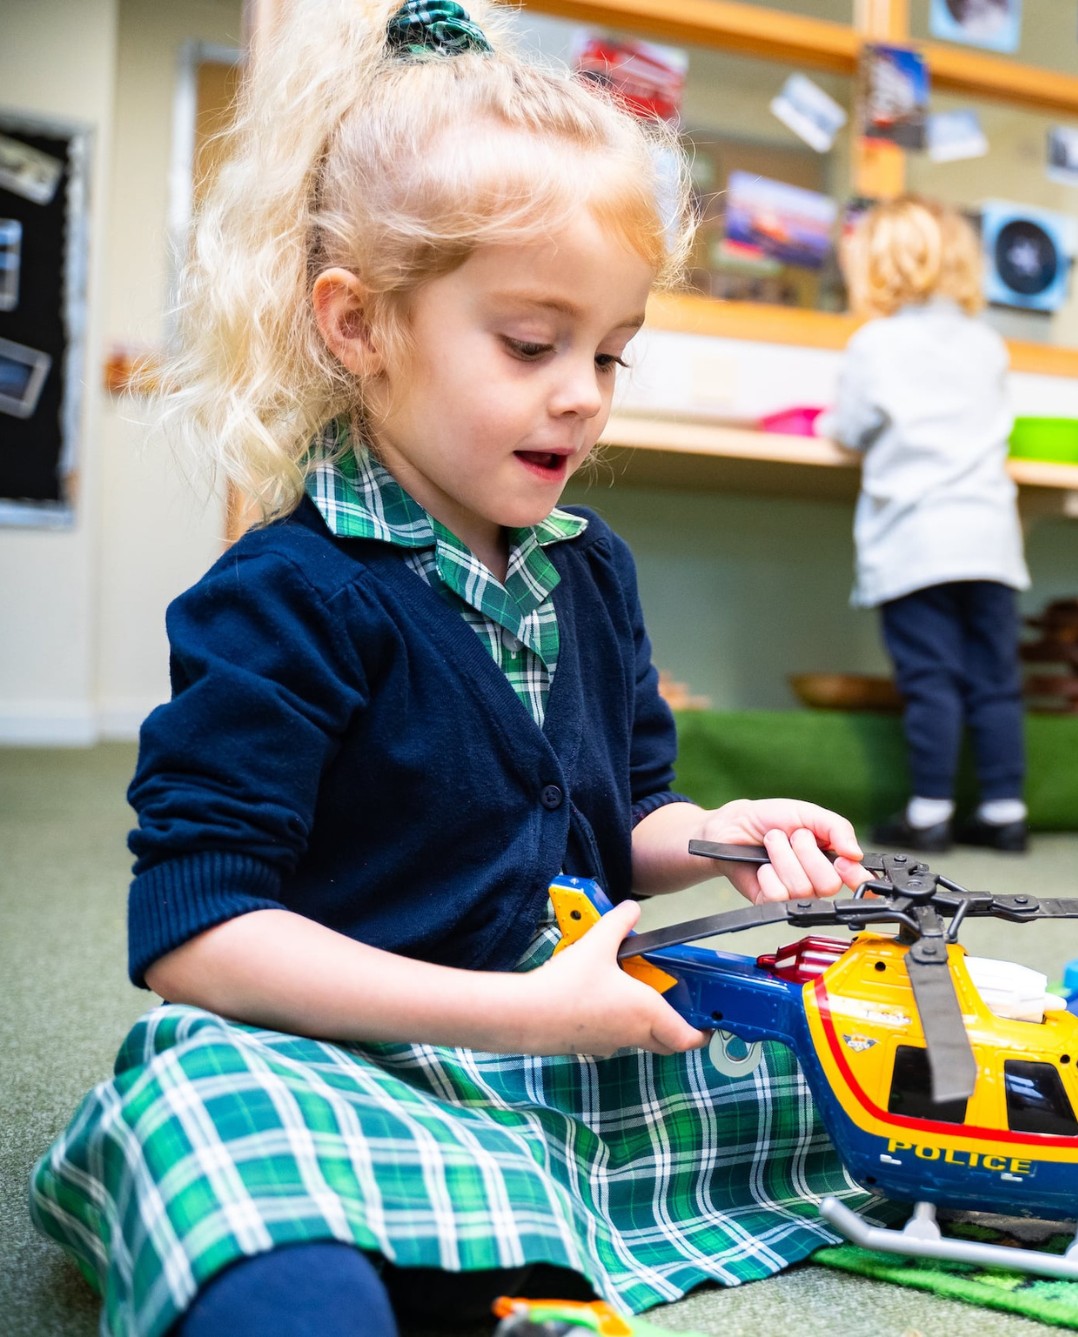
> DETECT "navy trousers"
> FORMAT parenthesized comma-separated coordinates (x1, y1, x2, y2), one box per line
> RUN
(879, 581, 1025, 803)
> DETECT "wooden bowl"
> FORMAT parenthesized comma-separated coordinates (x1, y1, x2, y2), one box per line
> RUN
(789, 673, 903, 712)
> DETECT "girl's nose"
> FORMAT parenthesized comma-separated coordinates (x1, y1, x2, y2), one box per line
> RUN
(550, 360, 604, 420)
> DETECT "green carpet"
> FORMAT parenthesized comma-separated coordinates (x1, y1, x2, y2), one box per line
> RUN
(816, 1216, 1078, 1330)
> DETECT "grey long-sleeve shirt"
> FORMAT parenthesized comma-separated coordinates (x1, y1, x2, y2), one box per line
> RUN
(820, 298, 1030, 608)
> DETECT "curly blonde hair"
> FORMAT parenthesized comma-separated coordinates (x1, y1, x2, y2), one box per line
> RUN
(159, 0, 695, 522)
(843, 195, 985, 321)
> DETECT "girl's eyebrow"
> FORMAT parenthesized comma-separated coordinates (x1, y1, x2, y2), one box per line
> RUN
(493, 291, 647, 331)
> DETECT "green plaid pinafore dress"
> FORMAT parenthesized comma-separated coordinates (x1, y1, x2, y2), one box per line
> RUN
(31, 917, 883, 1337)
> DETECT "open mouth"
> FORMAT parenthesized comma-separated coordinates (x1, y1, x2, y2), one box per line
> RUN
(515, 450, 566, 474)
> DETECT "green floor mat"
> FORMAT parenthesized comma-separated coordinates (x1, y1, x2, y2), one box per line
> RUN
(814, 1215, 1078, 1329)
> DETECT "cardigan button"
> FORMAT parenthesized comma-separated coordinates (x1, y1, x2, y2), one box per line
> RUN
(540, 784, 564, 810)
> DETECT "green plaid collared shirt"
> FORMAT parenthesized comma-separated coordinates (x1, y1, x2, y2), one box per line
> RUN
(306, 428, 586, 727)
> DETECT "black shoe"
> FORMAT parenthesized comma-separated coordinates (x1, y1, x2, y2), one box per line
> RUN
(954, 814, 1029, 853)
(871, 812, 953, 853)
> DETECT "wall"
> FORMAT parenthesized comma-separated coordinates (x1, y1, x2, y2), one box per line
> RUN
(0, 0, 238, 745)
(0, 0, 120, 743)
(94, 0, 241, 737)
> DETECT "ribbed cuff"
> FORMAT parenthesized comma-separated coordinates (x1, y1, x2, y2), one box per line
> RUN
(630, 790, 694, 827)
(128, 851, 284, 987)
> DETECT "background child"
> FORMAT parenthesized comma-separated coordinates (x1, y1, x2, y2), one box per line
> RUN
(31, 3, 887, 1333)
(825, 195, 1030, 853)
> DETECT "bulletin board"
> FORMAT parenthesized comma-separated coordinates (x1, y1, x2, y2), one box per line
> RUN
(0, 109, 91, 527)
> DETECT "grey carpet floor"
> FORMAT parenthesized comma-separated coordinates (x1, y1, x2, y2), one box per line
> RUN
(2, 743, 1075, 1336)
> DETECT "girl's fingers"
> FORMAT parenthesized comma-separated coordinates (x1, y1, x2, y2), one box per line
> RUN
(594, 901, 709, 1053)
(649, 1012, 710, 1054)
(756, 828, 845, 900)
(594, 897, 641, 946)
(832, 854, 874, 892)
(761, 829, 815, 899)
(789, 827, 846, 895)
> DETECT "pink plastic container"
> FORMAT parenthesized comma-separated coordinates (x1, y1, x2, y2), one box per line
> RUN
(757, 405, 825, 436)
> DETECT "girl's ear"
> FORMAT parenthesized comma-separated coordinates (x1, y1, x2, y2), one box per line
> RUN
(312, 268, 382, 376)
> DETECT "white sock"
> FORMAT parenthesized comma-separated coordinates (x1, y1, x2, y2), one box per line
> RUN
(907, 797, 955, 827)
(977, 799, 1027, 825)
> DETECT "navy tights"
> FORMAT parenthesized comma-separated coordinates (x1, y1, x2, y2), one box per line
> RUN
(175, 1241, 595, 1334)
(175, 1243, 397, 1336)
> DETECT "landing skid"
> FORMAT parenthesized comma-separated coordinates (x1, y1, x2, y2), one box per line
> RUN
(820, 1196, 1078, 1281)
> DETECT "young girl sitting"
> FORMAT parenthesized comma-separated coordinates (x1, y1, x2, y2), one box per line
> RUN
(31, 3, 886, 1332)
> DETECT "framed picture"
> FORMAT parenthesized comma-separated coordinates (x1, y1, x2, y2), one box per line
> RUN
(0, 108, 91, 528)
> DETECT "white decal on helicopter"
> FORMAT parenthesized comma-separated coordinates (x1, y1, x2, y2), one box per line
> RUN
(839, 999, 910, 1028)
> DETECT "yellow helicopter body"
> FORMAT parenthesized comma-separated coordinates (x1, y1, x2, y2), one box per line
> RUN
(803, 931, 1078, 1216)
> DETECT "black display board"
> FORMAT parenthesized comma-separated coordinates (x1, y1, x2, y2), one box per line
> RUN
(0, 109, 91, 526)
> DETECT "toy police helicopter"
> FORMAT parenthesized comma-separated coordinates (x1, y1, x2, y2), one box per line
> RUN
(549, 843, 1078, 1281)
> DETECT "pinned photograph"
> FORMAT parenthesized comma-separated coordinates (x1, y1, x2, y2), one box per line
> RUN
(0, 134, 64, 206)
(981, 200, 1074, 313)
(1047, 126, 1078, 186)
(929, 0, 1022, 54)
(926, 109, 989, 163)
(860, 44, 929, 150)
(0, 335, 52, 420)
(572, 33, 687, 124)
(724, 171, 837, 271)
(0, 218, 21, 311)
(770, 73, 848, 153)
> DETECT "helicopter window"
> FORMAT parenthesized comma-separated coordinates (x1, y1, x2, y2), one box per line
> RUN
(888, 1046, 968, 1124)
(1004, 1061, 1078, 1137)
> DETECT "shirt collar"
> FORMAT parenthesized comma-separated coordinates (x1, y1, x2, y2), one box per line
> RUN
(305, 423, 587, 619)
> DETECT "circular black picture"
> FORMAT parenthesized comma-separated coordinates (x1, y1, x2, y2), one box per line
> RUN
(994, 219, 1058, 297)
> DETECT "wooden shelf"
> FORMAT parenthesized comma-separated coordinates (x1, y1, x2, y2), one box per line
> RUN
(646, 294, 1078, 381)
(595, 414, 1078, 513)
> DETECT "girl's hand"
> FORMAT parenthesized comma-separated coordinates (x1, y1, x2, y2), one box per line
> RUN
(524, 899, 709, 1058)
(632, 796, 870, 901)
(695, 797, 869, 904)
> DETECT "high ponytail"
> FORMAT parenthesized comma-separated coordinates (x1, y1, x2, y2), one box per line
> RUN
(159, 0, 694, 523)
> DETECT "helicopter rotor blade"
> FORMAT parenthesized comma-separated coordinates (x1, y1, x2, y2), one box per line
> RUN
(904, 936, 979, 1105)
(982, 895, 1078, 922)
(688, 840, 890, 873)
(617, 900, 798, 959)
(619, 886, 949, 960)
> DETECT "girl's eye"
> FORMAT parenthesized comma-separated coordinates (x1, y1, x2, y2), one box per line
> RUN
(596, 353, 629, 372)
(504, 338, 552, 360)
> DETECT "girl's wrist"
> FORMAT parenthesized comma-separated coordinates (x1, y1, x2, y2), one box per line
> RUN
(630, 800, 710, 895)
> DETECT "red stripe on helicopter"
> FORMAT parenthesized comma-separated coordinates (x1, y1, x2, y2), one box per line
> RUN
(812, 975, 1078, 1150)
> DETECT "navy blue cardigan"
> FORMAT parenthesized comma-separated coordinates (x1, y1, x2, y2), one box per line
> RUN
(127, 499, 687, 987)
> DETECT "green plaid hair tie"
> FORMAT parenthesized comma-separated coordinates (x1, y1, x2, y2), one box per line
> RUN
(385, 1, 493, 58)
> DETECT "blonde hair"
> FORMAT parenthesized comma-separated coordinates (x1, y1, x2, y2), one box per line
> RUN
(160, 0, 695, 522)
(843, 195, 984, 321)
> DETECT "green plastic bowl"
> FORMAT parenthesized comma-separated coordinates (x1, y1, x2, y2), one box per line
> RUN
(1009, 417, 1078, 463)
